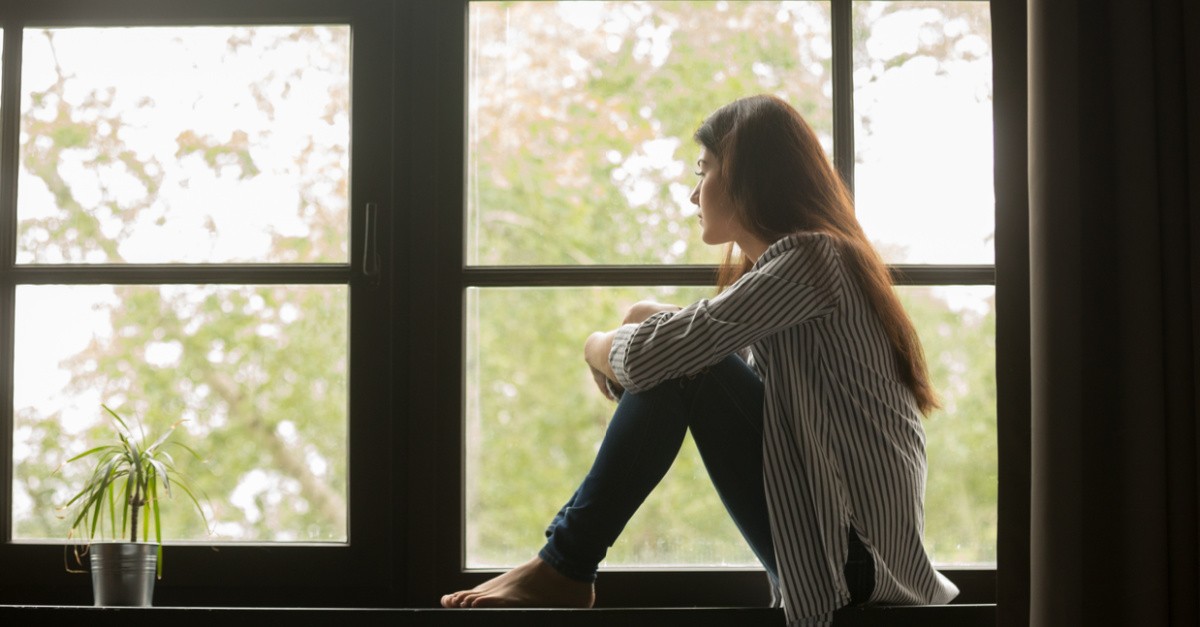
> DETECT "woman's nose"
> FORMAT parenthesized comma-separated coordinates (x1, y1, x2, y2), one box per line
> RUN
(689, 183, 700, 205)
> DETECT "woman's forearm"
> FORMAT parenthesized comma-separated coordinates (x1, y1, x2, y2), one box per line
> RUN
(585, 302, 679, 394)
(584, 329, 619, 383)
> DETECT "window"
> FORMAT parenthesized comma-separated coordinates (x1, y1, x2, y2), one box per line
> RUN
(460, 0, 995, 596)
(851, 3, 996, 568)
(0, 0, 392, 603)
(14, 24, 352, 543)
(1, 0, 1010, 610)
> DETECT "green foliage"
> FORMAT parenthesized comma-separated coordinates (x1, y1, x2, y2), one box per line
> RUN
(14, 26, 350, 543)
(900, 288, 997, 565)
(174, 130, 262, 179)
(468, 1, 834, 267)
(12, 3, 997, 572)
(465, 1, 997, 568)
(466, 287, 755, 567)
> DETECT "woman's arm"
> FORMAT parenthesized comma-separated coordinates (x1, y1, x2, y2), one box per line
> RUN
(585, 330, 618, 385)
(610, 247, 843, 393)
(584, 301, 681, 400)
(622, 300, 682, 325)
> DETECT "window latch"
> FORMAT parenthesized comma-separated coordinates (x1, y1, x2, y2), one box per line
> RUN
(363, 202, 381, 285)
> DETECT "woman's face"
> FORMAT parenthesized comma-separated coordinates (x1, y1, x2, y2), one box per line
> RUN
(690, 147, 740, 246)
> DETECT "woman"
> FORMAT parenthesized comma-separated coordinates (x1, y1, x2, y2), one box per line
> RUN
(441, 94, 959, 624)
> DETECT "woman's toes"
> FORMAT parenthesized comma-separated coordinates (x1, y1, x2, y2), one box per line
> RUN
(442, 591, 468, 607)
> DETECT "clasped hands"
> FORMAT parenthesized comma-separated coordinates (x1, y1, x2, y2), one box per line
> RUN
(585, 300, 681, 400)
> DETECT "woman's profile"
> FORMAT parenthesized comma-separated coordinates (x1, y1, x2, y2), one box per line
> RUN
(441, 94, 959, 625)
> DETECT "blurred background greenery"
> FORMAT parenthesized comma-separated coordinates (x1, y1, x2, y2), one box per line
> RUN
(11, 1, 995, 569)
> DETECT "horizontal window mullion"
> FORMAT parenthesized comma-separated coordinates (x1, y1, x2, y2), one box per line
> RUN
(462, 265, 996, 288)
(0, 0, 365, 25)
(7, 264, 355, 285)
(890, 265, 995, 286)
(462, 266, 720, 288)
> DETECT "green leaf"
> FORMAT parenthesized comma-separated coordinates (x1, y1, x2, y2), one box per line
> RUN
(101, 404, 131, 436)
(121, 474, 133, 539)
(171, 479, 211, 534)
(107, 481, 117, 539)
(65, 444, 120, 464)
(146, 420, 184, 455)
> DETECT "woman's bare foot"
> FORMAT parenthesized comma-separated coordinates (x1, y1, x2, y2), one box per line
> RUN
(440, 556, 596, 608)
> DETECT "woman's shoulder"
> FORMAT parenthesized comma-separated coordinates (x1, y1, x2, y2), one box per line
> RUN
(745, 232, 847, 300)
(754, 231, 843, 276)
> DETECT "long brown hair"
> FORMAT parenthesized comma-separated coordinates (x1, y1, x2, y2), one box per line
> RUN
(694, 94, 939, 415)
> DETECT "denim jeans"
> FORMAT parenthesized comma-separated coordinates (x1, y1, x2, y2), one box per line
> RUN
(537, 354, 874, 604)
(538, 355, 778, 585)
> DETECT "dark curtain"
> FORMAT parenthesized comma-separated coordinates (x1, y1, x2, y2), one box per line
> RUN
(1028, 0, 1200, 625)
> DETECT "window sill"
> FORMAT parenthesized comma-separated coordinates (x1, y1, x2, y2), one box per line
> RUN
(0, 604, 995, 626)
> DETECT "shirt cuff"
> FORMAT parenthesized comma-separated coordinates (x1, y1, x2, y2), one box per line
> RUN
(608, 322, 640, 390)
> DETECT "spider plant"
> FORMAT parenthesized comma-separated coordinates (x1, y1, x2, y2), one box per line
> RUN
(60, 404, 208, 578)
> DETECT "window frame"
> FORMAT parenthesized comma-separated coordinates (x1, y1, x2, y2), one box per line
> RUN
(416, 0, 999, 607)
(0, 0, 396, 605)
(0, 0, 1026, 611)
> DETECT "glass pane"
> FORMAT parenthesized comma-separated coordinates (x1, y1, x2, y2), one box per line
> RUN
(466, 284, 995, 568)
(465, 286, 758, 568)
(900, 285, 996, 566)
(468, 1, 833, 266)
(17, 26, 350, 264)
(853, 2, 993, 264)
(11, 284, 348, 543)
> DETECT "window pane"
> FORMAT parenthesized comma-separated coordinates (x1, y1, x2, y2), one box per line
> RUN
(17, 26, 350, 264)
(465, 284, 995, 568)
(11, 284, 348, 543)
(465, 286, 757, 568)
(853, 2, 993, 264)
(900, 285, 996, 566)
(467, 1, 832, 266)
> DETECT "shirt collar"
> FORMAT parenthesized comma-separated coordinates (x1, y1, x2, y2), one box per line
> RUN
(751, 232, 827, 270)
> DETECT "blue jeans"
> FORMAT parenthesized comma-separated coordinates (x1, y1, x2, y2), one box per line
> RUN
(538, 355, 779, 586)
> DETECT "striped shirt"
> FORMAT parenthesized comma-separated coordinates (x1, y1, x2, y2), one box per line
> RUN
(609, 232, 959, 625)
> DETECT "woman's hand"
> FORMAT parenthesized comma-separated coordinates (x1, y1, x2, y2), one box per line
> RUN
(584, 302, 678, 401)
(623, 300, 681, 325)
(585, 330, 617, 378)
(585, 330, 620, 400)
(589, 365, 620, 401)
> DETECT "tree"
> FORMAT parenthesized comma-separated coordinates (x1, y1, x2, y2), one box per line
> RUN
(12, 1, 997, 570)
(14, 26, 351, 542)
(466, 1, 996, 568)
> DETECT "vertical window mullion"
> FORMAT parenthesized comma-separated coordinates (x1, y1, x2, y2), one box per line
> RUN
(831, 0, 854, 194)
(0, 25, 19, 270)
(0, 23, 22, 543)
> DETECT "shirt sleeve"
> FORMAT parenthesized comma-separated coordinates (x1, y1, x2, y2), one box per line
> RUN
(609, 249, 842, 393)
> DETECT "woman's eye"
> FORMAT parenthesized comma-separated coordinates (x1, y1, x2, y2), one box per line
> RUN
(694, 171, 704, 177)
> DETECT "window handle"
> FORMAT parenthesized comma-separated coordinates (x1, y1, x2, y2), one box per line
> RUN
(363, 202, 381, 284)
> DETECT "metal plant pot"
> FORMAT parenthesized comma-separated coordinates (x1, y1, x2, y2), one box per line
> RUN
(89, 542, 157, 607)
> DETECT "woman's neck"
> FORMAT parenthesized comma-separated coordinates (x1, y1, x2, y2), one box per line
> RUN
(737, 234, 771, 264)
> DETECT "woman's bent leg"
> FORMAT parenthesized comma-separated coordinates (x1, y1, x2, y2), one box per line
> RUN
(442, 355, 771, 607)
(441, 384, 689, 608)
(679, 356, 777, 584)
(538, 383, 692, 581)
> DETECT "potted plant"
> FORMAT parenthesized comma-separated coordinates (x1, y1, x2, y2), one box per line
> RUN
(59, 404, 208, 607)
